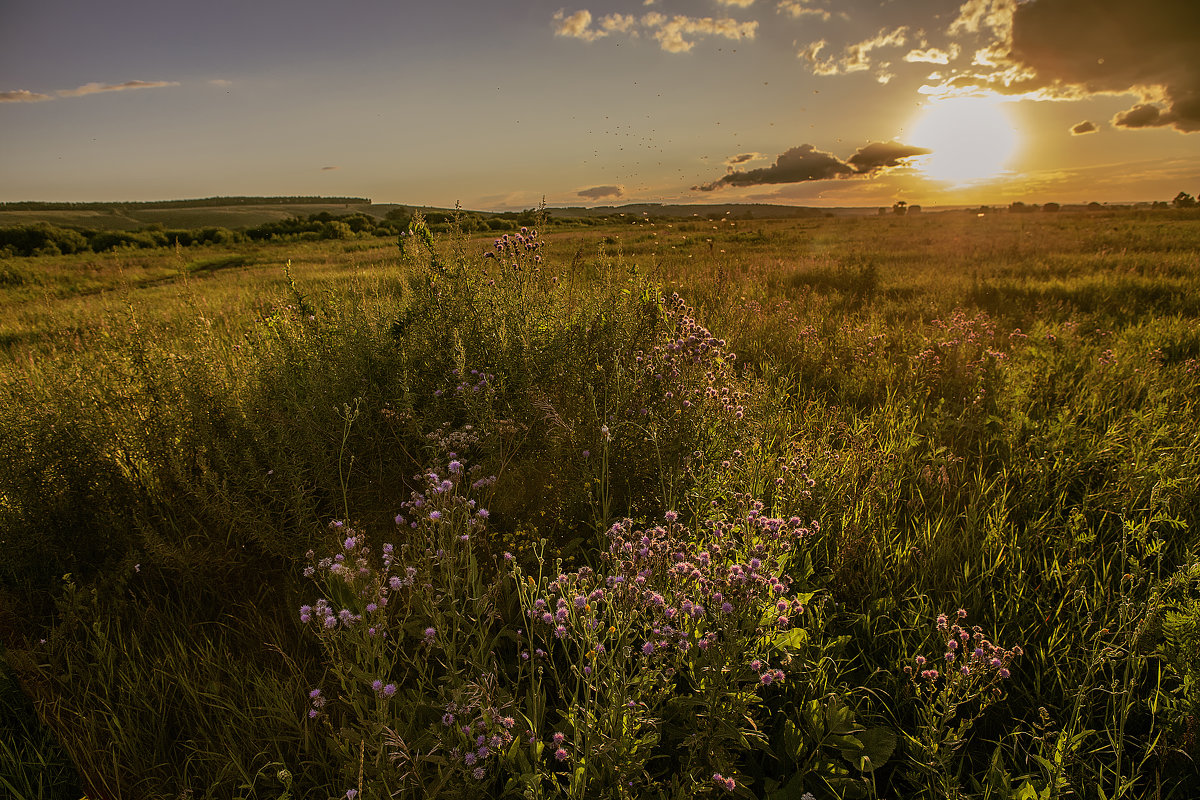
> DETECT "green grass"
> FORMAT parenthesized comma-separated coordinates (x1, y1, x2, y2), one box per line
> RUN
(1, 208, 1199, 799)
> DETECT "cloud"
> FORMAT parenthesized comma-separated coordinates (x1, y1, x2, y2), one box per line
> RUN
(209, 79, 233, 87)
(947, 0, 1014, 38)
(642, 12, 757, 53)
(715, 0, 756, 6)
(1070, 120, 1097, 135)
(846, 141, 932, 172)
(58, 80, 180, 97)
(904, 45, 959, 65)
(554, 9, 603, 40)
(725, 152, 765, 166)
(778, 1, 831, 22)
(0, 89, 53, 103)
(696, 144, 852, 190)
(937, 0, 1199, 133)
(800, 27, 908, 76)
(696, 140, 929, 191)
(578, 184, 624, 200)
(553, 8, 756, 52)
(1112, 103, 1170, 129)
(321, 166, 340, 171)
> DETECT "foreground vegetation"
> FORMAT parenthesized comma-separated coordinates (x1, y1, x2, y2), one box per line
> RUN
(2, 208, 1199, 799)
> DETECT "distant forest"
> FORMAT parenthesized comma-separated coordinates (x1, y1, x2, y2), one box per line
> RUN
(0, 196, 372, 211)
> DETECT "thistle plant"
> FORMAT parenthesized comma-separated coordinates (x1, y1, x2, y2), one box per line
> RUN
(509, 501, 819, 798)
(299, 459, 506, 798)
(902, 609, 1022, 800)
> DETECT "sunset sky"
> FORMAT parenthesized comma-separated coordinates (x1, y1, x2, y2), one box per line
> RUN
(2, 0, 1197, 209)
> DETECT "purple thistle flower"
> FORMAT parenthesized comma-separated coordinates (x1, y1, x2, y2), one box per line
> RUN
(472, 766, 485, 780)
(382, 683, 396, 697)
(372, 679, 383, 692)
(555, 747, 569, 762)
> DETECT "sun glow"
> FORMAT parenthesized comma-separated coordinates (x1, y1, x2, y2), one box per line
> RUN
(907, 95, 1020, 185)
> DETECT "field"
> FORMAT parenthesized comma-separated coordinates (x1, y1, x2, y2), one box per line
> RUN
(2, 208, 1199, 799)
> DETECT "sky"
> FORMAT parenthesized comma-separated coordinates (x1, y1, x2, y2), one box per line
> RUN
(1, 0, 1197, 210)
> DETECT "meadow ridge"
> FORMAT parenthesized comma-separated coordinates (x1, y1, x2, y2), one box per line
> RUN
(2, 207, 1200, 799)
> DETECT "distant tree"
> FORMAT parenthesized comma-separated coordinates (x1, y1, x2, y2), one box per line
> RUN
(385, 207, 412, 226)
(1087, 201, 1104, 211)
(1042, 202, 1061, 213)
(1173, 191, 1197, 209)
(907, 205, 922, 214)
(320, 221, 353, 240)
(878, 207, 888, 216)
(1009, 201, 1035, 213)
(892, 200, 908, 216)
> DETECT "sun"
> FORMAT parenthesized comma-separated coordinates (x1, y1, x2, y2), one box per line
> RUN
(906, 95, 1020, 185)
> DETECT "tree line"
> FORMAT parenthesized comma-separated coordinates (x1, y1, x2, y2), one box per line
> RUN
(0, 196, 371, 211)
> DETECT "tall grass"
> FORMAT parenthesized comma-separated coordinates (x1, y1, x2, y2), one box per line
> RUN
(1, 208, 1199, 798)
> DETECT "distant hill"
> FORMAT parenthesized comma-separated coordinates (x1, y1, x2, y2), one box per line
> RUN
(0, 198, 395, 231)
(544, 203, 872, 220)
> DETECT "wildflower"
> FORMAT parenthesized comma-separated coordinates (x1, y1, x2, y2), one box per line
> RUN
(464, 752, 477, 766)
(346, 790, 358, 800)
(429, 511, 442, 522)
(372, 679, 383, 692)
(555, 747, 569, 762)
(642, 641, 655, 655)
(472, 766, 485, 780)
(382, 683, 396, 697)
(424, 627, 437, 643)
(552, 732, 565, 744)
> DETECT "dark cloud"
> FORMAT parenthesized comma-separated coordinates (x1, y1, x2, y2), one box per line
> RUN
(577, 184, 623, 200)
(1070, 120, 1098, 135)
(320, 166, 340, 171)
(724, 152, 763, 166)
(695, 144, 851, 191)
(695, 141, 926, 191)
(1002, 0, 1200, 132)
(846, 141, 931, 173)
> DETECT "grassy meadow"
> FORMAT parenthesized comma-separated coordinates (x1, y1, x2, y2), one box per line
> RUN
(2, 208, 1199, 799)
